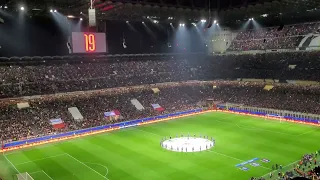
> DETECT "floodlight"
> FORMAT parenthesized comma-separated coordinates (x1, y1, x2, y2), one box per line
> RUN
(20, 6, 24, 11)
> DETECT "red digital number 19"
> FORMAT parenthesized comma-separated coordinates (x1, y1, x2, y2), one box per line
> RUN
(84, 34, 96, 52)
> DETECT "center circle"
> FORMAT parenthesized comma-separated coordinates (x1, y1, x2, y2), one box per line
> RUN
(161, 137, 214, 152)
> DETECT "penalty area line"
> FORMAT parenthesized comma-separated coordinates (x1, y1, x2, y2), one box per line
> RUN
(82, 162, 109, 177)
(66, 153, 110, 180)
(14, 153, 68, 166)
(42, 170, 54, 180)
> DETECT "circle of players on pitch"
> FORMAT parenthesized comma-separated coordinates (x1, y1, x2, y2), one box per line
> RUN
(160, 134, 215, 152)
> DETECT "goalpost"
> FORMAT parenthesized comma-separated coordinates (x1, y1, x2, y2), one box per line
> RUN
(16, 172, 34, 180)
(265, 114, 284, 122)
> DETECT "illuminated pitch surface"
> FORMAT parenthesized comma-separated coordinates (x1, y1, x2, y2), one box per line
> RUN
(1, 112, 320, 180)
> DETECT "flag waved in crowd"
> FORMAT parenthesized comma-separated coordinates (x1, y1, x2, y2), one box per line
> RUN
(104, 110, 121, 121)
(49, 118, 65, 129)
(151, 104, 165, 112)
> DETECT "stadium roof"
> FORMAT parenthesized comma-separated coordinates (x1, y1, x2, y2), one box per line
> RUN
(1, 0, 320, 25)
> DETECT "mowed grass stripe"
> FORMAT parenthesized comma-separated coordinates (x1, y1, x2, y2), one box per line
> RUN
(90, 134, 203, 180)
(1, 111, 319, 180)
(58, 137, 145, 180)
(13, 149, 76, 180)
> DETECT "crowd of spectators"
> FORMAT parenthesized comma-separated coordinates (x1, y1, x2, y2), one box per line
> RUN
(0, 51, 319, 98)
(258, 152, 320, 180)
(228, 21, 320, 51)
(1, 80, 320, 143)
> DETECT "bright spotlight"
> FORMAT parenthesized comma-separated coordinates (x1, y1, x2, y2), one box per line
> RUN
(201, 19, 206, 23)
(213, 20, 217, 24)
(80, 18, 83, 21)
(251, 18, 254, 20)
(50, 9, 53, 12)
(20, 6, 24, 11)
(80, 12, 83, 14)
(54, 9, 57, 12)
(182, 24, 185, 26)
(170, 23, 172, 25)
(4, 5, 8, 9)
(142, 21, 145, 24)
(192, 23, 196, 26)
(217, 23, 219, 26)
(126, 21, 129, 23)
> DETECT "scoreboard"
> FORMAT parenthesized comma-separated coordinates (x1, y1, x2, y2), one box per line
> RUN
(71, 32, 107, 53)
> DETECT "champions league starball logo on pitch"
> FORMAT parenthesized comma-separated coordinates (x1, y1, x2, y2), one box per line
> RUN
(160, 135, 215, 152)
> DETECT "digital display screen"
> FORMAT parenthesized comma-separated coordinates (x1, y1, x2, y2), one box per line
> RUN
(71, 32, 107, 53)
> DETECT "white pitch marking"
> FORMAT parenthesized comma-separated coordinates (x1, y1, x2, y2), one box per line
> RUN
(260, 160, 299, 178)
(29, 171, 43, 174)
(42, 170, 54, 180)
(66, 153, 109, 180)
(83, 162, 109, 177)
(208, 150, 271, 170)
(15, 153, 67, 166)
(296, 129, 318, 137)
(3, 154, 25, 179)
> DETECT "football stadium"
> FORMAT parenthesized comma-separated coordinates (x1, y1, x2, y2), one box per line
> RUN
(1, 0, 320, 179)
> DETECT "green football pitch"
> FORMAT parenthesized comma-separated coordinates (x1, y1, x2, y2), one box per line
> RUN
(1, 112, 320, 180)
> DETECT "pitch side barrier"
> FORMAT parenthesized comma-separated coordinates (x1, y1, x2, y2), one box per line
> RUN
(2, 109, 203, 151)
(217, 105, 320, 126)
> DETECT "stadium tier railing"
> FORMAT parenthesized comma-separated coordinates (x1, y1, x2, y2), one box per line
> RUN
(1, 109, 203, 152)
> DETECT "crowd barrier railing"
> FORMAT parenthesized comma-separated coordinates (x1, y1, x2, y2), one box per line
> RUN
(1, 109, 204, 152)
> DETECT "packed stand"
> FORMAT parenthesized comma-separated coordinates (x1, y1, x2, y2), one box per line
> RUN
(1, 80, 320, 143)
(0, 52, 320, 98)
(0, 82, 210, 143)
(228, 21, 320, 51)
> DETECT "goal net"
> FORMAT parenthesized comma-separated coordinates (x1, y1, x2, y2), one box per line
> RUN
(265, 114, 284, 122)
(16, 172, 34, 180)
